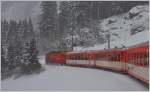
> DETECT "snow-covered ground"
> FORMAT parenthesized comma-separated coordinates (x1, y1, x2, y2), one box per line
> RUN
(1, 56, 148, 91)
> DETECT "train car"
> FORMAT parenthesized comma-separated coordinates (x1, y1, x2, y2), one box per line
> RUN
(126, 43, 149, 84)
(66, 51, 95, 67)
(93, 50, 126, 72)
(66, 50, 126, 72)
(46, 51, 66, 64)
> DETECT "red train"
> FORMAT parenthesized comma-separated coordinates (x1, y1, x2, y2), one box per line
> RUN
(46, 51, 66, 64)
(46, 43, 149, 85)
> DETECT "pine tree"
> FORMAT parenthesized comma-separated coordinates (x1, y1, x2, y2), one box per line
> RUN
(21, 39, 41, 74)
(39, 1, 57, 38)
(22, 19, 29, 39)
(1, 20, 9, 45)
(1, 46, 7, 72)
(28, 18, 34, 37)
(22, 41, 30, 65)
(29, 39, 40, 64)
(7, 43, 16, 70)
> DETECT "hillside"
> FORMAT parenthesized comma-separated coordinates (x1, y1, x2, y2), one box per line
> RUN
(74, 5, 149, 51)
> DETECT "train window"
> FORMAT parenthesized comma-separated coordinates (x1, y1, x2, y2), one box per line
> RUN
(70, 55, 72, 60)
(74, 55, 76, 60)
(147, 52, 149, 66)
(137, 53, 139, 65)
(144, 52, 149, 66)
(131, 53, 133, 64)
(76, 55, 78, 60)
(105, 54, 109, 61)
(117, 54, 120, 61)
(134, 53, 137, 65)
(84, 54, 87, 60)
(96, 54, 105, 61)
(67, 55, 69, 59)
(76, 54, 79, 60)
(78, 54, 80, 60)
(72, 55, 74, 60)
(147, 51, 149, 66)
(80, 54, 83, 60)
(82, 54, 85, 60)
(80, 54, 84, 60)
(138, 53, 141, 66)
(137, 53, 140, 65)
(130, 53, 133, 64)
(140, 53, 143, 66)
(111, 54, 117, 62)
(133, 53, 135, 65)
(132, 53, 135, 64)
(128, 53, 131, 63)
(135, 53, 138, 65)
(140, 53, 144, 66)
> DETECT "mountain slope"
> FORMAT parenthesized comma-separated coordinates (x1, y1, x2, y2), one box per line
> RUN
(74, 5, 149, 51)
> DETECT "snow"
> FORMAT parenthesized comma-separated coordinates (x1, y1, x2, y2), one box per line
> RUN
(74, 5, 149, 51)
(1, 56, 148, 91)
(74, 30, 148, 51)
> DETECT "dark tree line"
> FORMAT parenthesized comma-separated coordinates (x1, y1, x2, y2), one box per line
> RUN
(1, 19, 41, 79)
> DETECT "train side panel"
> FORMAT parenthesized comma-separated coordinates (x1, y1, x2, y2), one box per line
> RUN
(94, 50, 126, 72)
(126, 44, 149, 84)
(66, 52, 95, 67)
(46, 52, 66, 64)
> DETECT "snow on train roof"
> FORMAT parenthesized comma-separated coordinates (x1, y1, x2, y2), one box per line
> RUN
(74, 30, 149, 52)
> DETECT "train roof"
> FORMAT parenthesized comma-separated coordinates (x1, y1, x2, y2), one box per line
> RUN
(67, 49, 123, 54)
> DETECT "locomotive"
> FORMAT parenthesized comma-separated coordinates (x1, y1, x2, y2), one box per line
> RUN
(46, 43, 149, 85)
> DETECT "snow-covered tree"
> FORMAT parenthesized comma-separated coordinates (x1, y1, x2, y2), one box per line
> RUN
(1, 46, 8, 72)
(1, 20, 9, 45)
(7, 43, 16, 70)
(21, 39, 41, 74)
(29, 39, 39, 64)
(39, 1, 57, 38)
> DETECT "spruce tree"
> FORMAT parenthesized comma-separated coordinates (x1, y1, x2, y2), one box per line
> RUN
(7, 43, 16, 70)
(29, 39, 39, 64)
(28, 18, 34, 37)
(39, 1, 57, 38)
(1, 46, 6, 73)
(21, 39, 41, 74)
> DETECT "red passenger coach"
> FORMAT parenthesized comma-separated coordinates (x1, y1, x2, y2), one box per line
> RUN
(66, 51, 95, 67)
(93, 50, 126, 72)
(46, 52, 66, 64)
(66, 50, 126, 72)
(126, 44, 149, 84)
